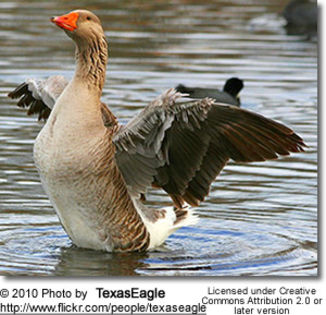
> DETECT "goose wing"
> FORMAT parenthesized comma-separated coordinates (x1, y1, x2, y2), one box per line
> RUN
(113, 88, 305, 207)
(8, 75, 68, 120)
(8, 76, 113, 125)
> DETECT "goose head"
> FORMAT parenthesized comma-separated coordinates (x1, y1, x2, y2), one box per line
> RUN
(51, 10, 105, 47)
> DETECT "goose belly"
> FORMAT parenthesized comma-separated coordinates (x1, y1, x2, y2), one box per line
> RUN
(42, 175, 111, 250)
(33, 126, 111, 251)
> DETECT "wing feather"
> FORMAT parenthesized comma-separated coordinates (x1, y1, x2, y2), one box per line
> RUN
(8, 76, 115, 127)
(8, 75, 68, 120)
(113, 89, 306, 208)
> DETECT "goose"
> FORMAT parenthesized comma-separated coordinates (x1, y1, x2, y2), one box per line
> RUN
(8, 10, 306, 252)
(176, 77, 244, 106)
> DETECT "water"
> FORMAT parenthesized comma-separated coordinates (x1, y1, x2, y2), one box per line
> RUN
(0, 0, 317, 276)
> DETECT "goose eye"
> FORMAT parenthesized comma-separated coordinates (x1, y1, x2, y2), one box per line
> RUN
(86, 16, 91, 21)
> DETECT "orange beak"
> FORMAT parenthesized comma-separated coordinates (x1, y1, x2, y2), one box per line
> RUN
(51, 12, 79, 31)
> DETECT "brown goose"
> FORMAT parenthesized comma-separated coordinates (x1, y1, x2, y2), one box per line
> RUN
(8, 10, 306, 252)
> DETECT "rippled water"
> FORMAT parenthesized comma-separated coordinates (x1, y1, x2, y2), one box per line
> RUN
(0, 0, 317, 276)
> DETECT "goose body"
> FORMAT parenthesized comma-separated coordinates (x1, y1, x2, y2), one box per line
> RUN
(8, 10, 305, 252)
(33, 80, 115, 250)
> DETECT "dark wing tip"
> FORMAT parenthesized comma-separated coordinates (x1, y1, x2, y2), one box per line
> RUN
(8, 82, 29, 99)
(8, 82, 51, 121)
(287, 131, 307, 152)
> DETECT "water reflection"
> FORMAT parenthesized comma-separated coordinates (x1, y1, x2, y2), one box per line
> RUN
(54, 247, 149, 276)
(0, 0, 317, 276)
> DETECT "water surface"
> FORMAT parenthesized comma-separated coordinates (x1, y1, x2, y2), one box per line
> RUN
(0, 0, 317, 276)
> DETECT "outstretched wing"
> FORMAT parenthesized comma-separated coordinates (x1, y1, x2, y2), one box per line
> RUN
(8, 76, 115, 126)
(113, 89, 305, 208)
(7, 75, 68, 120)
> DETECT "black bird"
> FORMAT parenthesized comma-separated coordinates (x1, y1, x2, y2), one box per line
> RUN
(176, 77, 244, 106)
